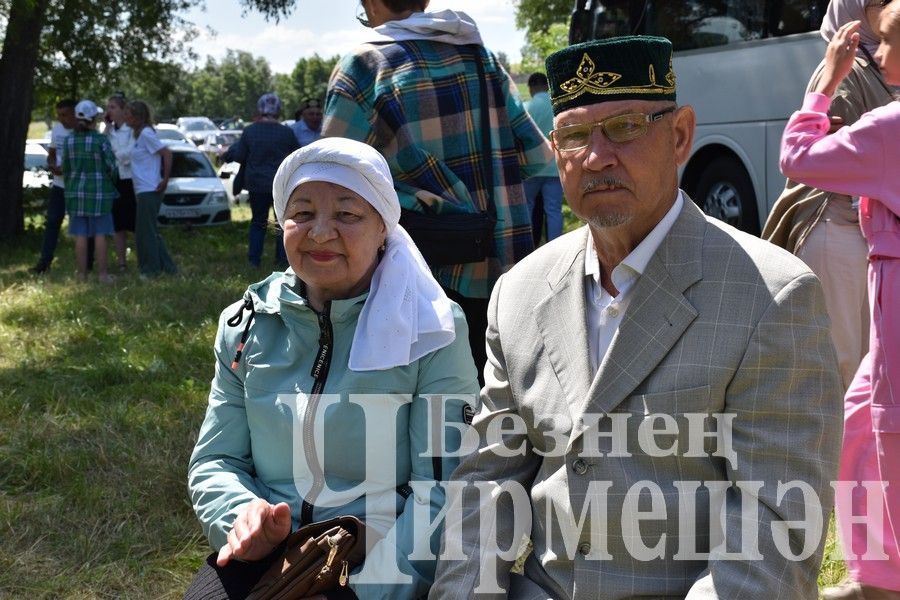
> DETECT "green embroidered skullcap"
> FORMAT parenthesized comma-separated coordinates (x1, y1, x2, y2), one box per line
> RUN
(545, 36, 676, 116)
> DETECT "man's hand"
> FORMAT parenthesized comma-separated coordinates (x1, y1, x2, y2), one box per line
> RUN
(216, 499, 292, 566)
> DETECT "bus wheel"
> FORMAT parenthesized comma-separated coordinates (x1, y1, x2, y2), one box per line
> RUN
(693, 157, 760, 235)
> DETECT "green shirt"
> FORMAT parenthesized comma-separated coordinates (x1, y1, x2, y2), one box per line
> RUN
(62, 130, 119, 216)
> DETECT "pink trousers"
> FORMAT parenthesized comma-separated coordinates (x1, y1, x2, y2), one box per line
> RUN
(836, 259, 900, 591)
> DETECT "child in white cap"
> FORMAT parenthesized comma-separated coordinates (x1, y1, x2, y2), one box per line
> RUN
(62, 99, 119, 283)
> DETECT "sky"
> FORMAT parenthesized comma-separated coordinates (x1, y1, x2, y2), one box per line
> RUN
(182, 0, 527, 75)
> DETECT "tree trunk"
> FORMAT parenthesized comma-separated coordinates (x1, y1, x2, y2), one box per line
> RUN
(0, 0, 50, 241)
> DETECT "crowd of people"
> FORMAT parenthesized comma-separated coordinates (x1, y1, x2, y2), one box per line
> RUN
(26, 0, 898, 597)
(32, 94, 179, 280)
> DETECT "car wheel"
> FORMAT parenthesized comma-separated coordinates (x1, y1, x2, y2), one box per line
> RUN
(692, 156, 760, 235)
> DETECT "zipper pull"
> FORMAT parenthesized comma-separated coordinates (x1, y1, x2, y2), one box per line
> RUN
(317, 535, 340, 580)
(339, 560, 349, 586)
(324, 534, 339, 568)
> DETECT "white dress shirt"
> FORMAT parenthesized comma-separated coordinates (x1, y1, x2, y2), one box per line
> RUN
(584, 192, 684, 373)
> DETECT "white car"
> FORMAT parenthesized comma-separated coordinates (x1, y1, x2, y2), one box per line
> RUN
(175, 116, 219, 145)
(158, 143, 231, 226)
(156, 123, 191, 144)
(217, 160, 248, 205)
(23, 142, 51, 189)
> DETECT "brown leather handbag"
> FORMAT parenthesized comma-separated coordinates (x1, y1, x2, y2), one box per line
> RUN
(246, 515, 374, 600)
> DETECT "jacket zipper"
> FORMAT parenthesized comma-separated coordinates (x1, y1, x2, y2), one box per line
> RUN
(301, 301, 333, 526)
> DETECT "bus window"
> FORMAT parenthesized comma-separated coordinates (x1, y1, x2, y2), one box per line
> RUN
(768, 0, 828, 37)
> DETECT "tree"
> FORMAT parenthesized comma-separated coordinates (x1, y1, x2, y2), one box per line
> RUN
(290, 53, 339, 106)
(191, 50, 273, 120)
(519, 23, 570, 75)
(514, 0, 572, 35)
(513, 0, 572, 79)
(0, 0, 298, 240)
(0, 0, 49, 240)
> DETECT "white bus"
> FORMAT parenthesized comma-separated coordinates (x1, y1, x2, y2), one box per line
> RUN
(569, 0, 829, 234)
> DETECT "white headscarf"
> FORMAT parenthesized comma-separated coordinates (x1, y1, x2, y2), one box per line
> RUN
(821, 0, 881, 57)
(272, 137, 456, 371)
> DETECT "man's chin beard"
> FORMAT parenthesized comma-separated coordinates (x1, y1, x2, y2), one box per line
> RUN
(586, 213, 630, 229)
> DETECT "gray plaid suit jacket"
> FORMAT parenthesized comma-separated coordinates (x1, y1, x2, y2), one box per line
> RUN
(430, 199, 843, 600)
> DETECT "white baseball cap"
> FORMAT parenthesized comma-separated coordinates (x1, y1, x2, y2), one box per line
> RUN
(74, 100, 100, 121)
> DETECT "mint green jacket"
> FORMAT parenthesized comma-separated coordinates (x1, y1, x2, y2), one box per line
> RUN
(189, 270, 480, 599)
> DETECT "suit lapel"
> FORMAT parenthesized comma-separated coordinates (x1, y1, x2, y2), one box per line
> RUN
(567, 199, 707, 447)
(533, 228, 594, 411)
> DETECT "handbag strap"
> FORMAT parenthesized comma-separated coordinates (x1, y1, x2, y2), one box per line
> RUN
(471, 45, 497, 221)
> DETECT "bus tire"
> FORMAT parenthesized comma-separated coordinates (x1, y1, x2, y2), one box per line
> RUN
(692, 156, 760, 235)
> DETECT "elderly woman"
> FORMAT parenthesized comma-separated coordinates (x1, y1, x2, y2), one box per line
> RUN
(185, 137, 480, 600)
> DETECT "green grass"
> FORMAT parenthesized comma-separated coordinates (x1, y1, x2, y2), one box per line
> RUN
(1, 193, 845, 597)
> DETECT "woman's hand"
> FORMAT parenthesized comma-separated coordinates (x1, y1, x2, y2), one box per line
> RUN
(816, 20, 862, 98)
(216, 499, 292, 567)
(155, 177, 169, 193)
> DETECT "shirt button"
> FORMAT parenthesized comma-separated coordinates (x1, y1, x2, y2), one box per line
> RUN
(607, 306, 619, 318)
(572, 458, 588, 475)
(578, 542, 591, 556)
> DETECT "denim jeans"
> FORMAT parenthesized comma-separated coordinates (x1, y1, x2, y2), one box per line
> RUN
(38, 185, 66, 266)
(135, 191, 177, 276)
(248, 191, 286, 267)
(523, 176, 565, 242)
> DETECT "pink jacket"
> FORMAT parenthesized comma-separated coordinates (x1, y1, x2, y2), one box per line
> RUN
(780, 92, 900, 260)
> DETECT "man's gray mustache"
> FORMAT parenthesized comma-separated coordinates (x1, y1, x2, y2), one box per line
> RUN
(583, 177, 627, 193)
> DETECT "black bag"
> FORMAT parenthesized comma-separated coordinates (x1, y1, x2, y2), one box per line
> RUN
(400, 207, 496, 267)
(400, 45, 497, 268)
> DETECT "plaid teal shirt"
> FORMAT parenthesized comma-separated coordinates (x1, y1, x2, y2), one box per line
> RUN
(63, 130, 119, 216)
(323, 40, 553, 299)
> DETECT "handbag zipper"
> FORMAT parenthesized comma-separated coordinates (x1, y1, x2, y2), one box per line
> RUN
(301, 302, 333, 526)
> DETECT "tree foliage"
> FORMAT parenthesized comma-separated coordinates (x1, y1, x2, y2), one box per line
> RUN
(514, 0, 573, 34)
(0, 0, 300, 239)
(191, 50, 273, 119)
(290, 54, 339, 109)
(514, 0, 573, 79)
(519, 22, 570, 75)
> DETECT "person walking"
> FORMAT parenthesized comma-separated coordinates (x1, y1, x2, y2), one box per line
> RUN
(221, 93, 298, 269)
(125, 100, 177, 278)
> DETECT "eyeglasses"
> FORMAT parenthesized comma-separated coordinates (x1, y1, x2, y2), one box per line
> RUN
(550, 106, 676, 152)
(356, 0, 370, 27)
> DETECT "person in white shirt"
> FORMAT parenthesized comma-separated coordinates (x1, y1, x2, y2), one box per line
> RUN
(125, 100, 177, 277)
(32, 99, 78, 273)
(104, 93, 136, 272)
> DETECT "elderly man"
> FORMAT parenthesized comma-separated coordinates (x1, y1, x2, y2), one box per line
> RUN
(430, 36, 843, 599)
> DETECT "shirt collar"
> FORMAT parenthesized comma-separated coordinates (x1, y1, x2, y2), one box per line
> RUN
(584, 190, 684, 294)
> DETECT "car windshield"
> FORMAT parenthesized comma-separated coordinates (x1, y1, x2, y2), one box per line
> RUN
(171, 151, 216, 178)
(183, 120, 215, 132)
